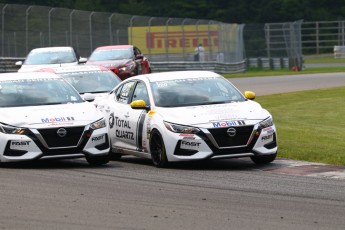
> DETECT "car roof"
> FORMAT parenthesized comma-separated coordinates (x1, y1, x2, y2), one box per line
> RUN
(95, 45, 133, 50)
(38, 65, 109, 74)
(29, 46, 74, 53)
(131, 71, 222, 83)
(0, 72, 60, 81)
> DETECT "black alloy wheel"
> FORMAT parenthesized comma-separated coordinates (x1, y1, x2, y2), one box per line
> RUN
(150, 129, 169, 168)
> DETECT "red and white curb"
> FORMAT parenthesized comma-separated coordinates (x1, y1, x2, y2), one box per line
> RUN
(263, 158, 345, 180)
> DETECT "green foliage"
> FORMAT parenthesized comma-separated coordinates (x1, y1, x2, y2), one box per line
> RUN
(1, 0, 345, 23)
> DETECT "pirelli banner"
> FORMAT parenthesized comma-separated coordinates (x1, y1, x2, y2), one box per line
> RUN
(128, 24, 241, 55)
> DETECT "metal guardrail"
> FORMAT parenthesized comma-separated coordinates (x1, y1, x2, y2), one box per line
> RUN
(1, 58, 293, 74)
(150, 61, 246, 74)
(0, 58, 247, 74)
(0, 57, 21, 72)
(333, 46, 345, 58)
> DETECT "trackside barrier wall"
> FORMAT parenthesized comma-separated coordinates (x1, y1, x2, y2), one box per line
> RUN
(333, 46, 345, 58)
(1, 58, 291, 74)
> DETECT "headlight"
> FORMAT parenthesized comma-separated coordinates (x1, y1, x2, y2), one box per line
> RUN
(0, 123, 27, 134)
(163, 121, 200, 134)
(120, 61, 135, 72)
(90, 118, 106, 130)
(259, 117, 274, 129)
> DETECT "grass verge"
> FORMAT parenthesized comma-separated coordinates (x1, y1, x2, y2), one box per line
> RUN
(255, 86, 345, 165)
(223, 54, 345, 78)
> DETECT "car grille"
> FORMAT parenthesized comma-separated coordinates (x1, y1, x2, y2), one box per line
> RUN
(37, 127, 85, 148)
(207, 125, 254, 148)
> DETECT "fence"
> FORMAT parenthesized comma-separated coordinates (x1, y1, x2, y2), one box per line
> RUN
(0, 3, 245, 65)
(302, 21, 345, 54)
(3, 3, 330, 72)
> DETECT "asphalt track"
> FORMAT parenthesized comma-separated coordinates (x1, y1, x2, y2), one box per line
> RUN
(1, 73, 345, 230)
(230, 72, 345, 96)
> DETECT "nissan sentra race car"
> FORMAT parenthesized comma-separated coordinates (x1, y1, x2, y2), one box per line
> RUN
(0, 72, 110, 165)
(97, 70, 278, 167)
(16, 46, 87, 72)
(86, 45, 151, 80)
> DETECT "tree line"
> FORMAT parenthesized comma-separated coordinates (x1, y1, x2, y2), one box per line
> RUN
(1, 0, 344, 23)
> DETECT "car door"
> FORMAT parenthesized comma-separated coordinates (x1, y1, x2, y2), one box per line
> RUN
(104, 80, 149, 151)
(127, 80, 150, 151)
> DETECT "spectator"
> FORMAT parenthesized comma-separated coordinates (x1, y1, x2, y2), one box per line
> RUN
(216, 52, 224, 63)
(194, 43, 205, 61)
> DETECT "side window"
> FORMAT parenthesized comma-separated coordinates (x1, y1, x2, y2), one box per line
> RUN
(115, 81, 136, 104)
(131, 81, 150, 106)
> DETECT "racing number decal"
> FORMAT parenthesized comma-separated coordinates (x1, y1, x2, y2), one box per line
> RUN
(136, 111, 146, 151)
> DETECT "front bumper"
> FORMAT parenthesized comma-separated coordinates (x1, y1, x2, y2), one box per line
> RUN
(0, 126, 110, 162)
(164, 124, 277, 162)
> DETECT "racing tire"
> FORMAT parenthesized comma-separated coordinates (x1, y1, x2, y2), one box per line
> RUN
(86, 155, 110, 166)
(150, 129, 169, 168)
(250, 152, 277, 165)
(109, 143, 122, 160)
(110, 152, 122, 161)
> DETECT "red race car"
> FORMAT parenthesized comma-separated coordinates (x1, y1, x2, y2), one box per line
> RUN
(86, 45, 151, 80)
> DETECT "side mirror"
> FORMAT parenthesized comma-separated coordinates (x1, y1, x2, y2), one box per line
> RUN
(244, 91, 256, 100)
(15, 61, 23, 66)
(82, 93, 96, 102)
(130, 99, 149, 110)
(135, 54, 144, 60)
(78, 57, 87, 63)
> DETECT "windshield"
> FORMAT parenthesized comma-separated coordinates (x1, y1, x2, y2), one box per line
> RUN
(24, 50, 77, 65)
(89, 48, 133, 61)
(151, 77, 245, 107)
(0, 78, 83, 107)
(59, 71, 121, 94)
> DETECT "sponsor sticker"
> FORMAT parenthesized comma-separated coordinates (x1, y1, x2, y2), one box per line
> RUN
(10, 140, 31, 150)
(263, 127, 274, 134)
(212, 120, 245, 127)
(180, 140, 201, 150)
(179, 134, 195, 137)
(113, 116, 134, 140)
(261, 134, 273, 141)
(182, 136, 196, 140)
(41, 117, 75, 123)
(91, 135, 106, 144)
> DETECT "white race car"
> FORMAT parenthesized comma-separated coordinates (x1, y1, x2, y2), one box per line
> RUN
(16, 46, 87, 72)
(97, 71, 278, 167)
(0, 72, 110, 165)
(37, 65, 122, 104)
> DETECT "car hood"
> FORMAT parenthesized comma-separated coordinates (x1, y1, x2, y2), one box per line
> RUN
(155, 100, 271, 128)
(0, 102, 104, 128)
(86, 59, 131, 68)
(18, 62, 79, 72)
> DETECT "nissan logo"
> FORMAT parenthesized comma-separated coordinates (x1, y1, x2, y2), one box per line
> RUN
(57, 128, 67, 137)
(227, 127, 236, 137)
